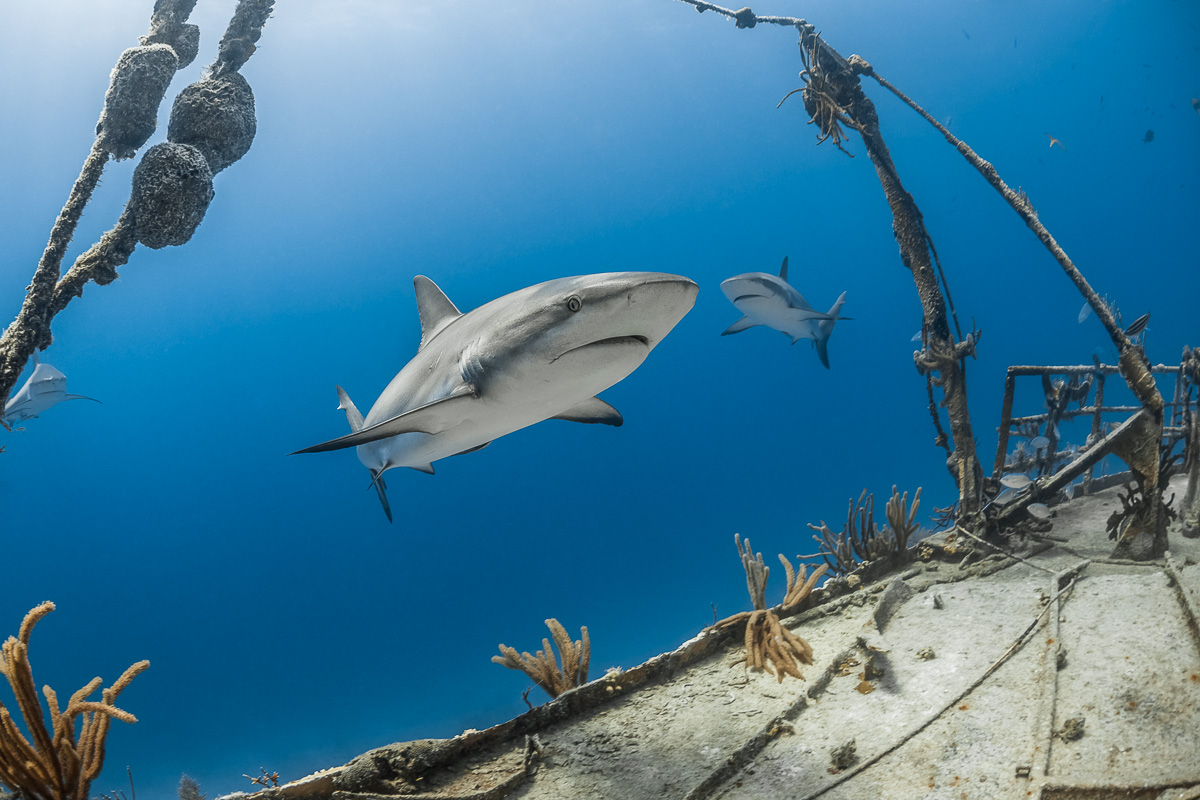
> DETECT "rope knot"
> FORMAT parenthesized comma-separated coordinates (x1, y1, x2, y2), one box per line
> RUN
(847, 54, 873, 75)
(732, 7, 757, 28)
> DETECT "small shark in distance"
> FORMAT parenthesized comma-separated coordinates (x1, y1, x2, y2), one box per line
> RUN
(2, 353, 100, 430)
(295, 272, 699, 521)
(719, 257, 850, 369)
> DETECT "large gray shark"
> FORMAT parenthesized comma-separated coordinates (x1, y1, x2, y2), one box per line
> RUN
(720, 257, 850, 369)
(296, 271, 699, 521)
(2, 353, 99, 429)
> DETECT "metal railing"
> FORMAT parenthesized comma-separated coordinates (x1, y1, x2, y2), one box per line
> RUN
(993, 363, 1192, 495)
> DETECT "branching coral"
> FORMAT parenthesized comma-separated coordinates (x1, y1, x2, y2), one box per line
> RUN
(716, 536, 826, 682)
(808, 490, 888, 575)
(808, 487, 923, 575)
(734, 609, 815, 682)
(0, 602, 149, 800)
(778, 553, 828, 612)
(884, 485, 922, 553)
(492, 619, 590, 700)
(735, 533, 768, 611)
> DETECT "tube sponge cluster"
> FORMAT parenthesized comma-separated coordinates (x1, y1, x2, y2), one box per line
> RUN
(93, 4, 262, 250)
(167, 73, 257, 174)
(95, 44, 180, 160)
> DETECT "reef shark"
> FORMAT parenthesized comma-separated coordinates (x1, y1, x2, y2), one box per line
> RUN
(295, 271, 699, 521)
(1, 353, 99, 429)
(720, 257, 850, 369)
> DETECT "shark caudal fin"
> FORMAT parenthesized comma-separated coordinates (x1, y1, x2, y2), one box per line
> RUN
(815, 337, 832, 369)
(813, 292, 849, 369)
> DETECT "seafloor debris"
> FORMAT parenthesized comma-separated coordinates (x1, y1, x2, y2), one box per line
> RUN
(0, 602, 149, 800)
(492, 618, 590, 699)
(830, 738, 858, 771)
(1057, 716, 1086, 742)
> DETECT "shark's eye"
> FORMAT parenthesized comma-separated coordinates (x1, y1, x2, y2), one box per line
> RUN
(566, 295, 583, 313)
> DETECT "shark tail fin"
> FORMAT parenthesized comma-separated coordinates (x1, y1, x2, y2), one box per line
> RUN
(815, 336, 832, 369)
(369, 468, 393, 523)
(721, 316, 760, 336)
(813, 291, 847, 369)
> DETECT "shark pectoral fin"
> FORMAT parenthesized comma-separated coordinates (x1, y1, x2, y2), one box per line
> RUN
(409, 463, 435, 475)
(369, 469, 393, 523)
(414, 275, 463, 351)
(721, 317, 760, 336)
(293, 384, 477, 454)
(815, 337, 832, 369)
(552, 396, 623, 426)
(3, 400, 31, 417)
(336, 386, 365, 431)
(787, 307, 835, 322)
(63, 394, 101, 403)
(450, 441, 492, 457)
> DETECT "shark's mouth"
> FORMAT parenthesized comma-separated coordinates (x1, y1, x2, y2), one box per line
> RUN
(554, 335, 650, 362)
(590, 334, 650, 348)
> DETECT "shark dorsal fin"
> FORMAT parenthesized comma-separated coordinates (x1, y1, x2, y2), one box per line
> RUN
(336, 386, 365, 432)
(413, 276, 462, 351)
(778, 256, 789, 283)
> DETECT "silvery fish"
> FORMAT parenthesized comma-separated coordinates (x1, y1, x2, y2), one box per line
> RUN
(1000, 474, 1033, 490)
(1027, 503, 1052, 520)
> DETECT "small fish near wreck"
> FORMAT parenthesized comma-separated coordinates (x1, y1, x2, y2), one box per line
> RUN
(720, 256, 851, 369)
(295, 272, 698, 521)
(1124, 312, 1150, 337)
(1, 353, 99, 430)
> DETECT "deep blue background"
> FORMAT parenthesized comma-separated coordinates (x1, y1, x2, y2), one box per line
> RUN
(2, 0, 1197, 796)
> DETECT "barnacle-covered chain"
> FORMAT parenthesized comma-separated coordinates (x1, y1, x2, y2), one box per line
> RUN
(0, 0, 275, 407)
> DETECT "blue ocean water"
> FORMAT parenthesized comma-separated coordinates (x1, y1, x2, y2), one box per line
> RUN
(1, 0, 1197, 796)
